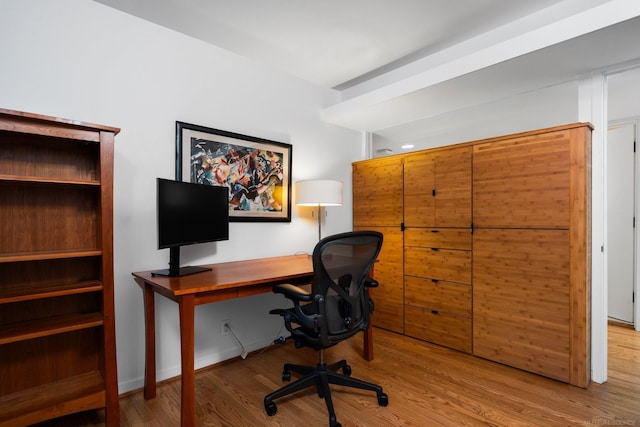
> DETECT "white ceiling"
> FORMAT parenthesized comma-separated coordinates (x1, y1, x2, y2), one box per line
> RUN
(95, 0, 640, 138)
(93, 0, 565, 89)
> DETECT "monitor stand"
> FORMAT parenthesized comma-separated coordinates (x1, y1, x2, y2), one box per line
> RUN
(151, 247, 212, 277)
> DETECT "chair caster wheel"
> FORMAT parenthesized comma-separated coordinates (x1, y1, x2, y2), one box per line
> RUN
(342, 364, 352, 376)
(377, 392, 389, 407)
(265, 401, 277, 416)
(282, 371, 291, 381)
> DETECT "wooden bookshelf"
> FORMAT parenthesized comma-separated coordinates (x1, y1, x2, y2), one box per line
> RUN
(0, 108, 120, 425)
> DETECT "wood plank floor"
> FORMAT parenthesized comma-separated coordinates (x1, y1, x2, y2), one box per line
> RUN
(39, 323, 640, 426)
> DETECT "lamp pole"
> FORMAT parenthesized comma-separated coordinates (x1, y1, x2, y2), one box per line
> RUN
(294, 179, 343, 242)
(317, 203, 322, 241)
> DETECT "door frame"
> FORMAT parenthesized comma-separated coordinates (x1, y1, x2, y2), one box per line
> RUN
(580, 64, 640, 384)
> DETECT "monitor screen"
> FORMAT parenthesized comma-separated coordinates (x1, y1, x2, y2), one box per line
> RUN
(157, 178, 229, 249)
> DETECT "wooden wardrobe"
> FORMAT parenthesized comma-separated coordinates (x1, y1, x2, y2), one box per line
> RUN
(353, 122, 592, 388)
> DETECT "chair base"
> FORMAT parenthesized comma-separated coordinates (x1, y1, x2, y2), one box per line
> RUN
(264, 358, 388, 427)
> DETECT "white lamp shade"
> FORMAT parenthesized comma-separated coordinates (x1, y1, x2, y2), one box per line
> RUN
(295, 180, 343, 206)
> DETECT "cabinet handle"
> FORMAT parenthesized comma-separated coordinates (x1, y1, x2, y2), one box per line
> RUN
(431, 279, 439, 283)
(431, 248, 439, 251)
(430, 229, 439, 233)
(431, 310, 439, 315)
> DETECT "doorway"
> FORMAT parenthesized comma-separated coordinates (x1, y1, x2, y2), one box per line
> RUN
(606, 122, 636, 324)
(607, 66, 640, 331)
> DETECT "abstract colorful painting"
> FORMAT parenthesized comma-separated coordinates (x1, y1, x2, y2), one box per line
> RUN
(176, 121, 291, 222)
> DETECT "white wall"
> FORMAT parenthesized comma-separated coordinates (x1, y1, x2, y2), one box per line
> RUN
(0, 0, 362, 393)
(372, 81, 579, 156)
(609, 67, 640, 121)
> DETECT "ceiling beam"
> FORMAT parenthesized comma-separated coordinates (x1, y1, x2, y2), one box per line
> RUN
(321, 0, 640, 131)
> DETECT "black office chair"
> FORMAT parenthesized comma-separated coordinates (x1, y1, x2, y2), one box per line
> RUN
(264, 231, 388, 427)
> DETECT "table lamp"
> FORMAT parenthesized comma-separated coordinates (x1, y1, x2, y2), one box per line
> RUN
(295, 179, 343, 241)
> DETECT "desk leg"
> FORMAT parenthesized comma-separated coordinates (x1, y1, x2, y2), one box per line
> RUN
(364, 326, 374, 361)
(143, 282, 156, 399)
(363, 270, 375, 361)
(179, 295, 196, 427)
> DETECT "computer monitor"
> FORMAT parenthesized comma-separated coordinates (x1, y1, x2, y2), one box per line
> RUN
(154, 178, 229, 276)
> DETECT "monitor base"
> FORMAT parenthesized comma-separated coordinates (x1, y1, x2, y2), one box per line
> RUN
(151, 265, 212, 277)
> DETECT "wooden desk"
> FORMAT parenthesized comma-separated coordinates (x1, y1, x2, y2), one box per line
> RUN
(133, 254, 374, 427)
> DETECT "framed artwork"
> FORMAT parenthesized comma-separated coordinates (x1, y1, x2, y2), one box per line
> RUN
(176, 121, 292, 222)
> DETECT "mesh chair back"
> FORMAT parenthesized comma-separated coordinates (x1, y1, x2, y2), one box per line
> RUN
(312, 231, 383, 346)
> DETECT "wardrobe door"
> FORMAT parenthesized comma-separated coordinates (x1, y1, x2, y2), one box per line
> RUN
(472, 124, 591, 388)
(473, 228, 571, 382)
(353, 156, 405, 333)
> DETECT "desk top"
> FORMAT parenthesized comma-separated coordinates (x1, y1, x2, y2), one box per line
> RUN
(132, 254, 313, 296)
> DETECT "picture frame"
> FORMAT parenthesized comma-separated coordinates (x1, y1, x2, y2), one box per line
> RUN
(176, 121, 292, 222)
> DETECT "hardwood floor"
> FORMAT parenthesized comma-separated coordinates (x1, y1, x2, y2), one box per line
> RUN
(39, 324, 639, 426)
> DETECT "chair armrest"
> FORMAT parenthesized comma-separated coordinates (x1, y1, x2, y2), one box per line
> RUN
(273, 283, 313, 302)
(364, 278, 378, 288)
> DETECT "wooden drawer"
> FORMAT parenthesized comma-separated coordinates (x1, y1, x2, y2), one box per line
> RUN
(404, 276, 470, 318)
(405, 247, 471, 283)
(405, 305, 472, 353)
(404, 228, 471, 250)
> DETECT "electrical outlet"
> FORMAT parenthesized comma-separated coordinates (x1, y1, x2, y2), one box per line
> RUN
(221, 320, 230, 336)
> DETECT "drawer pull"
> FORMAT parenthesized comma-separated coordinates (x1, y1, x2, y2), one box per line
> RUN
(431, 279, 439, 283)
(430, 229, 439, 233)
(431, 310, 439, 315)
(431, 247, 439, 251)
